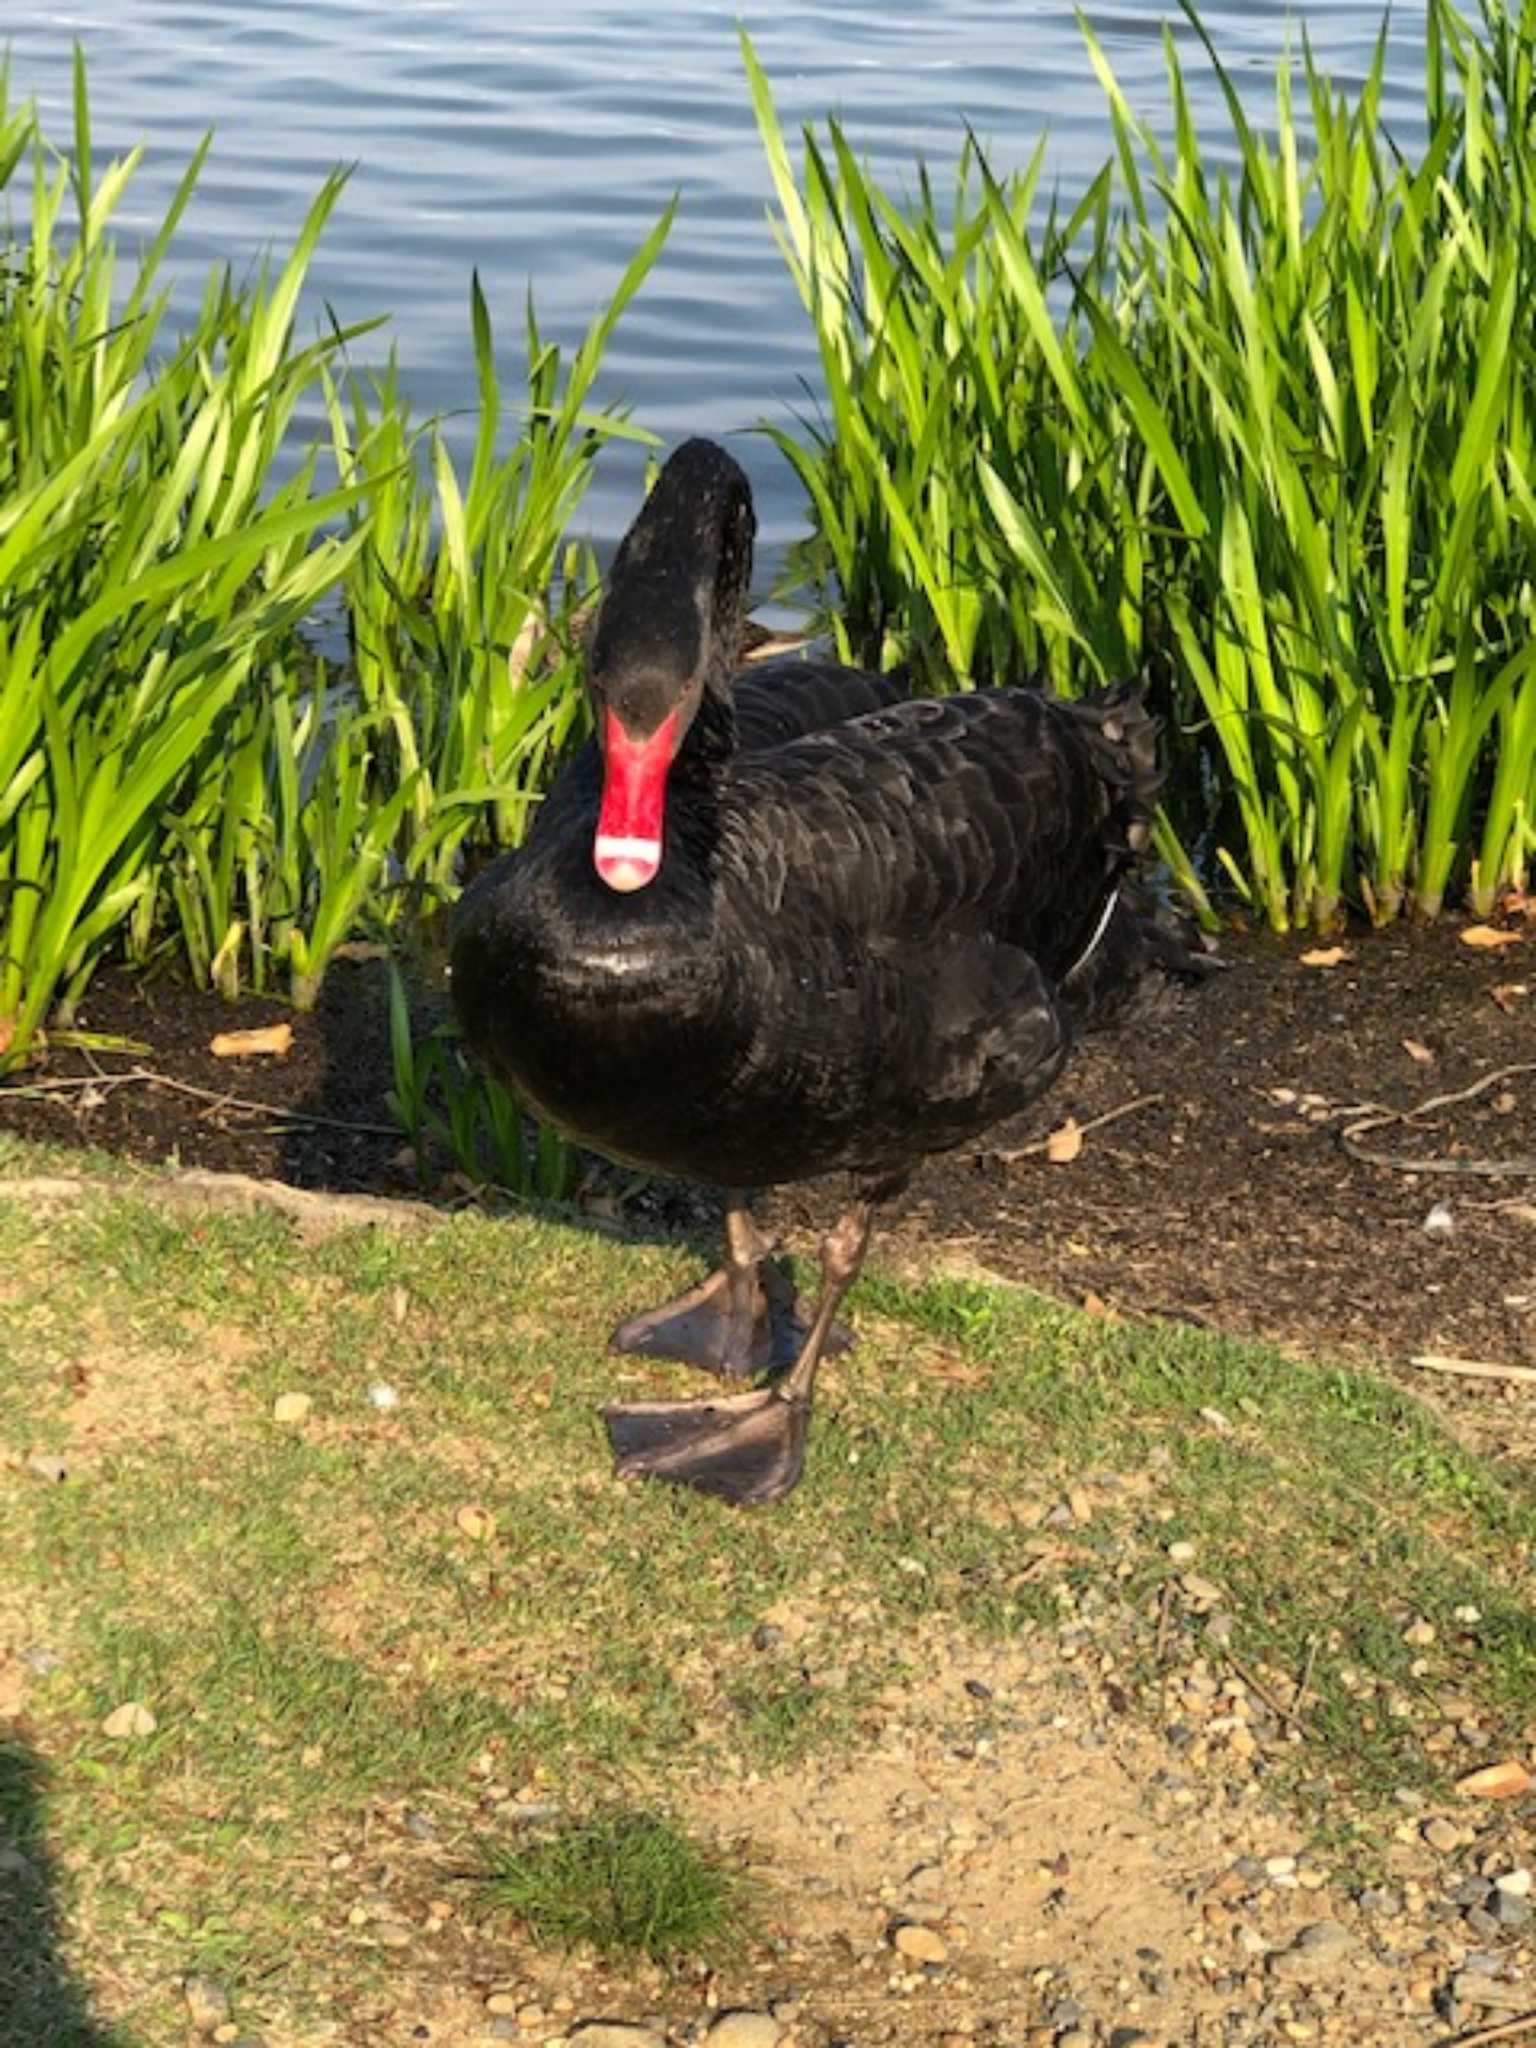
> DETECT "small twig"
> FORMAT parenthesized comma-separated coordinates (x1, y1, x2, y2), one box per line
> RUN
(1407, 1353, 1536, 1388)
(1340, 1063, 1536, 1179)
(2, 1064, 398, 1138)
(1224, 1650, 1305, 1733)
(1293, 1633, 1320, 1719)
(988, 1092, 1165, 1166)
(1155, 1580, 1173, 1663)
(1440, 2013, 1536, 2048)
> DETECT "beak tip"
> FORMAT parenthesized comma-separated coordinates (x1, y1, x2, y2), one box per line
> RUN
(595, 835, 663, 893)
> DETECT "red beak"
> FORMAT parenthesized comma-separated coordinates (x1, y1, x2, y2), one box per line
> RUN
(595, 708, 679, 893)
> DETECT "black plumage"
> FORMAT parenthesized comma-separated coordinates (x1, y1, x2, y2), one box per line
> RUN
(452, 438, 1194, 1504)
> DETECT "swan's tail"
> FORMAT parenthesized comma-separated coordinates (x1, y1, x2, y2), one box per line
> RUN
(1058, 683, 1222, 1025)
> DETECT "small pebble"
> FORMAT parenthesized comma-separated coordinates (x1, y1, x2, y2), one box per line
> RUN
(567, 2029, 667, 2048)
(1268, 1922, 1353, 1982)
(272, 1392, 312, 1424)
(367, 1382, 400, 1410)
(1167, 1541, 1196, 1564)
(1450, 1876, 1494, 1908)
(1423, 1200, 1455, 1238)
(24, 1452, 68, 1483)
(892, 1923, 948, 1964)
(1422, 1817, 1460, 1852)
(703, 2015, 781, 2048)
(1496, 1869, 1533, 1898)
(1452, 1973, 1530, 2012)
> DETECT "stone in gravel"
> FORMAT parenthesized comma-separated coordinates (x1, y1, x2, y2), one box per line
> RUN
(1358, 1888, 1399, 1916)
(704, 2015, 781, 2048)
(891, 1923, 948, 1964)
(1268, 1923, 1354, 1983)
(1452, 1973, 1530, 2011)
(1464, 1905, 1502, 1940)
(1493, 1890, 1532, 1929)
(478, 2025, 517, 2044)
(1421, 1817, 1460, 1851)
(1109, 2031, 1153, 2047)
(1450, 1876, 1495, 1907)
(183, 1975, 230, 2033)
(1457, 1760, 1533, 1799)
(1496, 1869, 1533, 1898)
(1056, 2033, 1092, 2048)
(101, 1701, 156, 1739)
(567, 2029, 667, 2048)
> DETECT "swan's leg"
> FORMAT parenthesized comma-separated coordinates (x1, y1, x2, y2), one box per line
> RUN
(603, 1195, 877, 1506)
(609, 1194, 850, 1382)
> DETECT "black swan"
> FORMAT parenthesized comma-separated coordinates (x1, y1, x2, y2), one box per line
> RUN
(452, 438, 1204, 1506)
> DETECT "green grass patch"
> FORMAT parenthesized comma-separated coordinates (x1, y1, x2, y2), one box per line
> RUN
(0, 1148, 1534, 2036)
(484, 1809, 750, 1965)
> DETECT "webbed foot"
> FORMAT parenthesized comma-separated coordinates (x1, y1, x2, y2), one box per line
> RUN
(604, 1387, 809, 1506)
(609, 1258, 850, 1382)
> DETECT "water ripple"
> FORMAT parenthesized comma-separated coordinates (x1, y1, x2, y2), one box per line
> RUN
(7, 0, 1430, 564)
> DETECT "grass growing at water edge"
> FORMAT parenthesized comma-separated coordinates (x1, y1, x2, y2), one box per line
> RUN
(748, 0, 1536, 930)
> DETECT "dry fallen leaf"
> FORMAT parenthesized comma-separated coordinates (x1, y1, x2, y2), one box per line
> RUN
(210, 1022, 294, 1058)
(1299, 945, 1351, 968)
(1401, 1037, 1435, 1066)
(1460, 924, 1524, 950)
(101, 1701, 157, 1740)
(455, 1506, 495, 1543)
(1490, 982, 1530, 1013)
(507, 613, 542, 688)
(1456, 1759, 1532, 1800)
(1046, 1118, 1084, 1164)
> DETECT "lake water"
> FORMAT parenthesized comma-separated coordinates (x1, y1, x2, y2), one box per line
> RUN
(5, 1, 1430, 577)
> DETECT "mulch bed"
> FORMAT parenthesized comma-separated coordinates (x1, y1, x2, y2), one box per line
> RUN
(3, 923, 1533, 1423)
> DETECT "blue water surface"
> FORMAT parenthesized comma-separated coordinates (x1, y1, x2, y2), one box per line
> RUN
(3, 1, 1428, 573)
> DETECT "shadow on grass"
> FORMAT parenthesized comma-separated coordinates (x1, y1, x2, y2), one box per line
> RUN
(0, 1737, 126, 2048)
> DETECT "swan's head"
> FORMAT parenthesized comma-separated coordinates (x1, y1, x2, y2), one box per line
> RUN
(586, 440, 754, 894)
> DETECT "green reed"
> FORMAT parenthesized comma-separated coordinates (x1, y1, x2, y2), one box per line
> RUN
(748, 0, 1536, 929)
(0, 59, 667, 1065)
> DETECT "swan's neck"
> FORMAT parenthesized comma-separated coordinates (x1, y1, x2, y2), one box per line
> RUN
(678, 686, 738, 770)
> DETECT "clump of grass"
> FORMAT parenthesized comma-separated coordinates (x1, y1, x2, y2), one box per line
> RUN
(748, 0, 1536, 930)
(0, 59, 669, 1065)
(384, 961, 579, 1200)
(484, 1810, 750, 1965)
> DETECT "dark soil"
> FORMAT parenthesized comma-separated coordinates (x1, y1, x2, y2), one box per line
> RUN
(4, 923, 1533, 1406)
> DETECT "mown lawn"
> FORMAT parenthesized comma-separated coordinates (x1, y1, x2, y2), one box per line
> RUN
(1, 1132, 1533, 2044)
